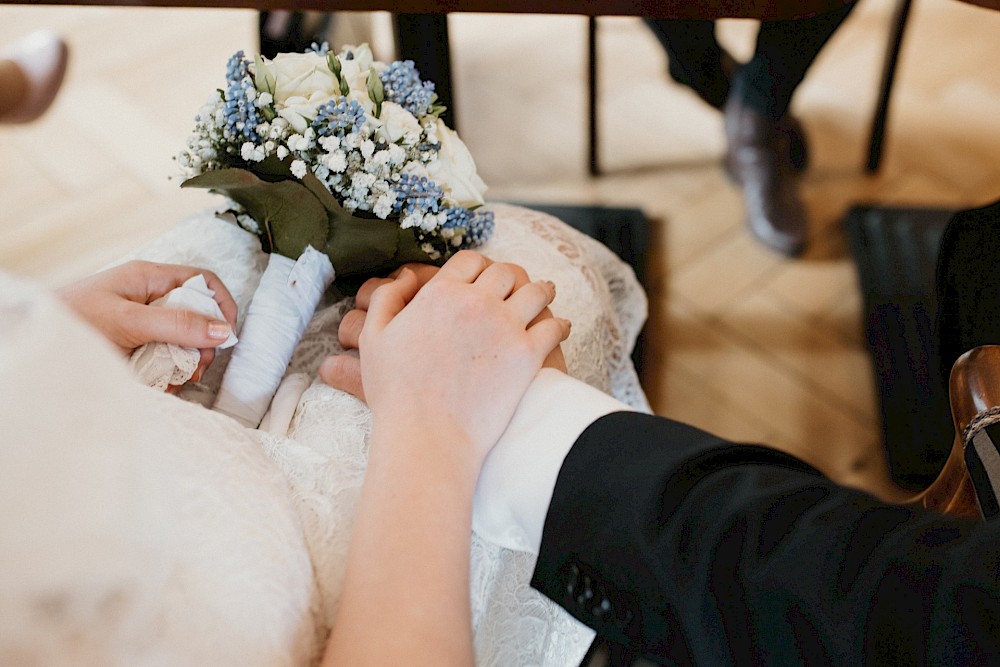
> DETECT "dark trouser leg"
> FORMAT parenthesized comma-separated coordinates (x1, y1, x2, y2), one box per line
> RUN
(737, 1, 858, 119)
(724, 2, 857, 256)
(643, 19, 729, 110)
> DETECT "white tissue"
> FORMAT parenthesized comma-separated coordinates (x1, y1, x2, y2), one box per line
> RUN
(129, 274, 238, 391)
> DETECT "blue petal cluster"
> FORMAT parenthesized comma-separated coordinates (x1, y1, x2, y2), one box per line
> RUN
(441, 206, 495, 248)
(307, 42, 330, 55)
(224, 51, 261, 143)
(312, 98, 367, 137)
(392, 174, 443, 217)
(379, 60, 436, 117)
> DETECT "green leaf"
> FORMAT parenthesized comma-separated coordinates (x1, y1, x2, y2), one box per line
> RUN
(367, 68, 384, 118)
(251, 154, 295, 181)
(327, 51, 342, 78)
(181, 169, 328, 260)
(395, 229, 439, 265)
(322, 215, 402, 276)
(300, 171, 345, 214)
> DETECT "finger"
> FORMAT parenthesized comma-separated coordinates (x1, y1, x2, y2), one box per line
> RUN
(504, 280, 557, 324)
(434, 250, 489, 284)
(356, 265, 440, 311)
(527, 316, 572, 360)
(194, 348, 216, 382)
(338, 309, 367, 350)
(130, 261, 239, 328)
(364, 268, 420, 333)
(387, 262, 441, 285)
(124, 302, 234, 350)
(473, 262, 519, 299)
(319, 354, 366, 402)
(354, 277, 393, 312)
(542, 345, 568, 373)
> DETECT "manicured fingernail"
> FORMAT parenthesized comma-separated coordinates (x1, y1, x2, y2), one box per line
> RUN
(544, 280, 556, 294)
(191, 368, 204, 383)
(559, 317, 572, 331)
(208, 320, 232, 340)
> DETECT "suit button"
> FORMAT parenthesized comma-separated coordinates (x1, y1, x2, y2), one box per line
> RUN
(591, 596, 612, 618)
(566, 563, 581, 598)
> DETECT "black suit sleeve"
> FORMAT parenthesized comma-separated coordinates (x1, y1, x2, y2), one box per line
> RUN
(531, 412, 1000, 665)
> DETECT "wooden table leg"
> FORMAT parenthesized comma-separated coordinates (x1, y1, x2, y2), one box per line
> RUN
(393, 13, 457, 130)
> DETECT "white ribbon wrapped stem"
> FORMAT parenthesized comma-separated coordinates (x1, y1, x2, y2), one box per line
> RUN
(212, 246, 335, 428)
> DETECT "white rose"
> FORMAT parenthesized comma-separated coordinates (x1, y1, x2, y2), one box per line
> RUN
(372, 102, 422, 145)
(259, 52, 338, 104)
(335, 44, 377, 99)
(278, 90, 340, 133)
(425, 119, 487, 209)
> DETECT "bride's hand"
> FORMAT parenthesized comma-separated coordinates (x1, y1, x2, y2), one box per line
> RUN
(321, 258, 569, 402)
(340, 250, 570, 463)
(56, 260, 237, 379)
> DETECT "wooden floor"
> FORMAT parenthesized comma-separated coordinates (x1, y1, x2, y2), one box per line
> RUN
(2, 1, 1000, 500)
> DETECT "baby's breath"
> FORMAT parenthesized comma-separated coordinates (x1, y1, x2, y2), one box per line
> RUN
(177, 44, 494, 260)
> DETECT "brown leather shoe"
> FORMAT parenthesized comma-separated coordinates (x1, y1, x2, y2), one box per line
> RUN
(0, 31, 68, 124)
(723, 93, 808, 258)
(713, 51, 808, 175)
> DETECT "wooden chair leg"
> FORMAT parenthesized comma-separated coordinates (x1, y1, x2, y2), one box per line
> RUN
(588, 16, 600, 177)
(866, 0, 913, 173)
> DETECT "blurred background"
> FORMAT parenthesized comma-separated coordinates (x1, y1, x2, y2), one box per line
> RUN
(2, 0, 999, 500)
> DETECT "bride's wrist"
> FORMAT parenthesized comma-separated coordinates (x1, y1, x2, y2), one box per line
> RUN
(369, 420, 486, 485)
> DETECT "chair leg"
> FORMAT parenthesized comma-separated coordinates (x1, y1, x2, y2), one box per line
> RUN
(394, 13, 456, 131)
(866, 0, 913, 173)
(588, 16, 600, 177)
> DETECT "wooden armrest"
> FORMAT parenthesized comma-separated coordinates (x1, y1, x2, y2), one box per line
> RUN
(910, 345, 1000, 519)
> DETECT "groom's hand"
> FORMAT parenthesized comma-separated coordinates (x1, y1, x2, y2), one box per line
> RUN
(57, 260, 237, 377)
(320, 258, 568, 402)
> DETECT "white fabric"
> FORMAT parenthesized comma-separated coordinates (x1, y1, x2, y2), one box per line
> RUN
(474, 368, 635, 555)
(260, 372, 313, 436)
(128, 274, 238, 391)
(0, 274, 317, 666)
(213, 248, 335, 427)
(2, 203, 650, 666)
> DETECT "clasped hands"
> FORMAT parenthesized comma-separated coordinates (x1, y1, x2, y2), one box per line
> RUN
(322, 250, 570, 465)
(58, 252, 568, 460)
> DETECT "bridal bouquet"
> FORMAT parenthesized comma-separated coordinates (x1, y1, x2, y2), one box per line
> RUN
(177, 43, 494, 427)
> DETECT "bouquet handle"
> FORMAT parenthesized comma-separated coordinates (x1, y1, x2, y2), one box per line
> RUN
(213, 247, 335, 428)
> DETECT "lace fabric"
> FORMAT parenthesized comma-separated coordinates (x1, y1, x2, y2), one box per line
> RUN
(106, 202, 650, 665)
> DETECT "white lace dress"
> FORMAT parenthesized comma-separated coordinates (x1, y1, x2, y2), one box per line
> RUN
(0, 204, 649, 666)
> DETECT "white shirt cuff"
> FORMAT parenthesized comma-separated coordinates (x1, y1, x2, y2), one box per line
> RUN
(472, 368, 634, 554)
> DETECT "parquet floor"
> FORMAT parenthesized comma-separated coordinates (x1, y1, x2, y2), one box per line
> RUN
(2, 1, 999, 501)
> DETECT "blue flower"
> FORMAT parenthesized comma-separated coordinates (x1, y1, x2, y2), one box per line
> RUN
(312, 98, 367, 138)
(307, 41, 330, 55)
(223, 51, 261, 144)
(464, 210, 495, 247)
(392, 173, 443, 217)
(379, 60, 436, 118)
(443, 206, 494, 248)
